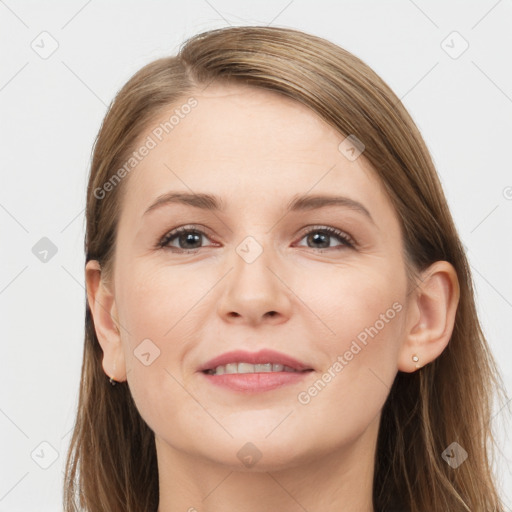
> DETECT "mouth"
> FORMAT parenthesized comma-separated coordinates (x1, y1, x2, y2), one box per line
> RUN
(204, 362, 309, 375)
(198, 349, 314, 393)
(199, 348, 314, 374)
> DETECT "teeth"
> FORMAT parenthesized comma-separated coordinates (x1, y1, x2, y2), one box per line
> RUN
(225, 363, 238, 374)
(207, 362, 297, 375)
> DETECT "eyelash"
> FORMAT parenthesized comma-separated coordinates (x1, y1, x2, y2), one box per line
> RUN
(157, 224, 356, 253)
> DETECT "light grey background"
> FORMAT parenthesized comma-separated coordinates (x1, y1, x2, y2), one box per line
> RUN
(1, 0, 511, 510)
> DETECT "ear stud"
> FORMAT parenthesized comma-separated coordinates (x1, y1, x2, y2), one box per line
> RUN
(412, 354, 420, 368)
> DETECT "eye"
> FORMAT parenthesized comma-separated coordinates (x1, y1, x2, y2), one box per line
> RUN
(295, 225, 355, 250)
(158, 225, 216, 252)
(157, 224, 355, 253)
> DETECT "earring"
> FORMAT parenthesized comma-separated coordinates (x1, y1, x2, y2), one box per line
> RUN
(412, 354, 420, 368)
(109, 358, 118, 386)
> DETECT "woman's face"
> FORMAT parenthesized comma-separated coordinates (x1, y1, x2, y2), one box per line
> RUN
(105, 83, 415, 470)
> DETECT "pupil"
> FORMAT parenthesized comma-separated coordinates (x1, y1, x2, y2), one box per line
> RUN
(310, 232, 328, 248)
(180, 232, 201, 248)
(177, 231, 332, 250)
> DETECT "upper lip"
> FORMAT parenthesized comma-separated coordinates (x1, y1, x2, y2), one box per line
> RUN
(198, 349, 313, 372)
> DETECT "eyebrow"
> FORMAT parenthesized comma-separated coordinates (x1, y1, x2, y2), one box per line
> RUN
(143, 191, 375, 224)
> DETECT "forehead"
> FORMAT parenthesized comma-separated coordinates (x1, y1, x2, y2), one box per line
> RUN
(120, 82, 391, 219)
(171, 82, 348, 163)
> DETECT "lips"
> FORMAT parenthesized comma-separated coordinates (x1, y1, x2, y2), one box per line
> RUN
(198, 349, 313, 373)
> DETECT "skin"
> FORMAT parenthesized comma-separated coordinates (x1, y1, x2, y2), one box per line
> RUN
(86, 83, 460, 512)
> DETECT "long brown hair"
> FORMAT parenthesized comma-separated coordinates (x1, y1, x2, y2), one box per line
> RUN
(64, 25, 508, 511)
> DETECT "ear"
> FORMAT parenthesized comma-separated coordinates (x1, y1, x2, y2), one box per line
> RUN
(85, 260, 127, 382)
(398, 261, 460, 373)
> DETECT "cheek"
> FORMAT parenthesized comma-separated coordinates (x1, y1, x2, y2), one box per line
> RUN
(292, 268, 405, 444)
(114, 263, 199, 394)
(299, 261, 406, 352)
(117, 255, 406, 381)
(114, 264, 206, 435)
(114, 251, 407, 451)
(117, 259, 204, 337)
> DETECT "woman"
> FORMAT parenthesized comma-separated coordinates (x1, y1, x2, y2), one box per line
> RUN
(64, 25, 507, 511)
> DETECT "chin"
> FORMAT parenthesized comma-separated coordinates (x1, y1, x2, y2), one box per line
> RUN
(195, 432, 310, 472)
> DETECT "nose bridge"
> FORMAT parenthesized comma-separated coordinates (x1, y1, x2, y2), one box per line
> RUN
(228, 205, 278, 271)
(231, 233, 279, 296)
(216, 232, 291, 323)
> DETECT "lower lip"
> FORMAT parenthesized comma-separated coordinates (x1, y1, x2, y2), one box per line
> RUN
(200, 370, 313, 393)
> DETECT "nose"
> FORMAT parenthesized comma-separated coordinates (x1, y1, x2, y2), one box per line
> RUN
(216, 239, 293, 326)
